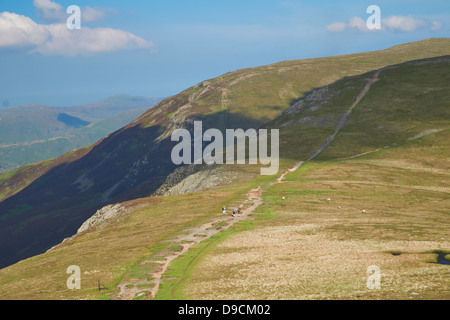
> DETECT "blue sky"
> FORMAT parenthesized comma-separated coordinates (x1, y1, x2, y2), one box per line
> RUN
(0, 0, 448, 107)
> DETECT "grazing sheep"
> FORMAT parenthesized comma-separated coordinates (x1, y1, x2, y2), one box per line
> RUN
(338, 206, 341, 209)
(362, 209, 366, 213)
(327, 198, 331, 202)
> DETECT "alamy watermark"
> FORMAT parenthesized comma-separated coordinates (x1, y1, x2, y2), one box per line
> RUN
(171, 121, 279, 175)
(67, 5, 81, 30)
(66, 265, 81, 290)
(367, 265, 381, 290)
(367, 5, 381, 30)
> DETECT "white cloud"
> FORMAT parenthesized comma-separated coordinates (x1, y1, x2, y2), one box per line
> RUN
(34, 24, 155, 56)
(33, 0, 65, 22)
(430, 20, 443, 31)
(33, 0, 110, 23)
(326, 22, 347, 32)
(83, 7, 108, 22)
(327, 16, 369, 32)
(382, 15, 425, 32)
(0, 11, 156, 56)
(327, 15, 443, 33)
(348, 17, 368, 31)
(0, 12, 50, 48)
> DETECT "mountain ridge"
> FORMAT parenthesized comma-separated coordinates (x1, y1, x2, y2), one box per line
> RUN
(0, 38, 449, 270)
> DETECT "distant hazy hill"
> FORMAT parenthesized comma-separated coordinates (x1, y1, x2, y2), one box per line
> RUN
(0, 95, 162, 172)
(53, 95, 164, 122)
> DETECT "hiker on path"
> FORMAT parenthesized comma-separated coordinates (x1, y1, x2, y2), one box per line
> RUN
(238, 208, 241, 216)
(222, 206, 226, 215)
(232, 208, 236, 217)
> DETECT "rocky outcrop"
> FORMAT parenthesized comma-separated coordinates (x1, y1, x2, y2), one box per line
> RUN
(46, 203, 131, 252)
(153, 164, 238, 196)
(77, 204, 130, 234)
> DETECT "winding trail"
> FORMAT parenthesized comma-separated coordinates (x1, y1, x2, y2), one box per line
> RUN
(115, 70, 382, 300)
(117, 186, 263, 300)
(307, 70, 381, 162)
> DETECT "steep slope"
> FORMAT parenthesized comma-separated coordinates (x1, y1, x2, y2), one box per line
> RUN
(267, 55, 450, 161)
(0, 38, 449, 270)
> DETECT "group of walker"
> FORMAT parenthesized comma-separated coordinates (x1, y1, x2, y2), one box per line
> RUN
(222, 206, 241, 217)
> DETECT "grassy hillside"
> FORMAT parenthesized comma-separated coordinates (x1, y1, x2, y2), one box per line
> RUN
(179, 129, 449, 300)
(268, 56, 450, 161)
(0, 38, 449, 272)
(317, 57, 450, 159)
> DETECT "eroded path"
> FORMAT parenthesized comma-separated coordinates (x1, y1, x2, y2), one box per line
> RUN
(116, 186, 263, 300)
(277, 70, 382, 182)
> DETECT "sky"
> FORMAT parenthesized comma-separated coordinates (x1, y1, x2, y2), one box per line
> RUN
(0, 0, 449, 107)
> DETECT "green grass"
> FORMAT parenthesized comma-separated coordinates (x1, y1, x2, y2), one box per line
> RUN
(0, 165, 34, 201)
(210, 221, 229, 230)
(0, 164, 33, 183)
(168, 245, 184, 252)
